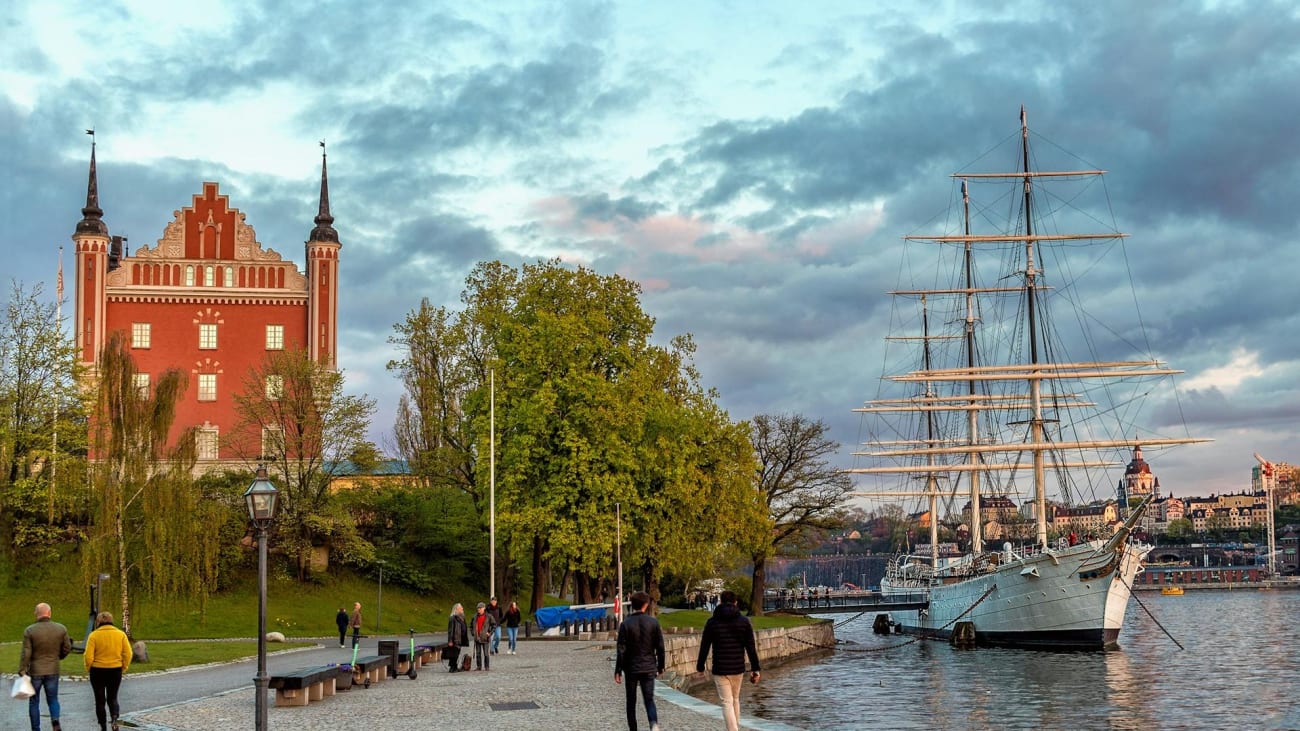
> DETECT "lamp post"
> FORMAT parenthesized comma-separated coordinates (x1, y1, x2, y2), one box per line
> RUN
(244, 465, 280, 731)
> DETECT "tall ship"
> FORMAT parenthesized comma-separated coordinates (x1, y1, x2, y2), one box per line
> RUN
(850, 108, 1208, 650)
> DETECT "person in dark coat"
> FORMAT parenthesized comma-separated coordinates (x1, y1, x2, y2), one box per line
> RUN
(471, 602, 497, 670)
(335, 607, 349, 648)
(503, 601, 522, 655)
(445, 604, 469, 672)
(695, 590, 761, 731)
(486, 596, 504, 655)
(19, 601, 72, 731)
(614, 591, 665, 731)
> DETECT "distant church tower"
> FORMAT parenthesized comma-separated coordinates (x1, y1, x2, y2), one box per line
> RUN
(72, 139, 342, 463)
(1117, 445, 1159, 517)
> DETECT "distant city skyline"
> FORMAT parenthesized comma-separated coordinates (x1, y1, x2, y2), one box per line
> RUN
(6, 1, 1300, 500)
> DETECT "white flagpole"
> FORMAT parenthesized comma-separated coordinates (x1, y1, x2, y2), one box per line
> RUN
(616, 502, 623, 623)
(490, 369, 496, 599)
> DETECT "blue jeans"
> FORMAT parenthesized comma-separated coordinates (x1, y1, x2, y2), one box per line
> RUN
(28, 674, 60, 731)
(507, 625, 518, 652)
(491, 626, 501, 653)
(623, 672, 658, 731)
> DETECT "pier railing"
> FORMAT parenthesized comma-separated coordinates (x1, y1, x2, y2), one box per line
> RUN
(762, 590, 929, 614)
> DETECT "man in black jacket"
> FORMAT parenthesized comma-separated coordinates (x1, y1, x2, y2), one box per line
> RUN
(614, 591, 665, 731)
(695, 590, 761, 731)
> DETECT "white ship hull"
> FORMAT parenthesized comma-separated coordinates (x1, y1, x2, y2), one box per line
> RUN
(880, 540, 1149, 650)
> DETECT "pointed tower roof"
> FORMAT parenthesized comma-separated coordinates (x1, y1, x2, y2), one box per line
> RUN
(76, 135, 109, 236)
(308, 143, 339, 243)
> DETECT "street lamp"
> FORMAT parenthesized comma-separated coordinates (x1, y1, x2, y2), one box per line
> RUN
(244, 465, 280, 731)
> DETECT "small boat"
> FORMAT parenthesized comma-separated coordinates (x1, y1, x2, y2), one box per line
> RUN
(1161, 586, 1185, 596)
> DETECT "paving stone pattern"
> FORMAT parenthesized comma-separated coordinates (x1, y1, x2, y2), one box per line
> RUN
(126, 638, 780, 731)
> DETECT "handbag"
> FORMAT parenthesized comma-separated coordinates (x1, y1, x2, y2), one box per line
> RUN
(11, 674, 35, 700)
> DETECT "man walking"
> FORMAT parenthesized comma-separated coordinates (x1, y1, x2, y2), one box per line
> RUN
(19, 601, 72, 731)
(614, 591, 665, 731)
(335, 607, 349, 648)
(486, 596, 504, 655)
(349, 602, 363, 648)
(471, 602, 496, 670)
(696, 591, 761, 731)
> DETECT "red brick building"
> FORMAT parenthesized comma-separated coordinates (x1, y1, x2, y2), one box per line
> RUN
(71, 140, 341, 462)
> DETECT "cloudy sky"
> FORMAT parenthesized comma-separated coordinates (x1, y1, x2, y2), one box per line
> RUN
(4, 0, 1299, 502)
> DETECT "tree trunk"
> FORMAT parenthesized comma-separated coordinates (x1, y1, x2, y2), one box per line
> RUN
(750, 554, 767, 617)
(530, 535, 546, 612)
(117, 506, 131, 636)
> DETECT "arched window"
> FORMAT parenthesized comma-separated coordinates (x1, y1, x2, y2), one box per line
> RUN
(224, 266, 234, 287)
(185, 265, 195, 287)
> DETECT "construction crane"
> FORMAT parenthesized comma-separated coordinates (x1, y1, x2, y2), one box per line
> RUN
(1253, 452, 1277, 577)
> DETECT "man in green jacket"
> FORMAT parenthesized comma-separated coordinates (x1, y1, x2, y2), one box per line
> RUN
(19, 602, 72, 731)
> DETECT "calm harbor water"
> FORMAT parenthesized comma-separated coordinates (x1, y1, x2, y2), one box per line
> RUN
(697, 590, 1300, 730)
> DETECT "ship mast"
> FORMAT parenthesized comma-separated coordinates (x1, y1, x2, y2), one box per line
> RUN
(921, 295, 940, 570)
(1019, 106, 1051, 550)
(962, 179, 984, 554)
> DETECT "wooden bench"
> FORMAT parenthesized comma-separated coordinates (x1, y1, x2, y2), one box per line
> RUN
(350, 654, 389, 687)
(268, 666, 337, 707)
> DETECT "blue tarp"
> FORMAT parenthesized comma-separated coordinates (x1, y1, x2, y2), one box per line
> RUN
(533, 605, 609, 630)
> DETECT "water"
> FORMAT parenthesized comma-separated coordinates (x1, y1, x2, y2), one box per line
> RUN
(697, 591, 1300, 730)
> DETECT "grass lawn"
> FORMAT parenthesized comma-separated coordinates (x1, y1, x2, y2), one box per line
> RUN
(0, 640, 316, 676)
(657, 609, 815, 631)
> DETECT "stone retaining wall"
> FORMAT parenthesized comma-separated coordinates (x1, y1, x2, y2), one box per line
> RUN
(655, 619, 834, 691)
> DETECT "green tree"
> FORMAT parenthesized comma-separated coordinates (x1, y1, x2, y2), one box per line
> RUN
(0, 282, 88, 553)
(389, 260, 760, 611)
(85, 331, 201, 635)
(228, 348, 377, 580)
(747, 413, 853, 615)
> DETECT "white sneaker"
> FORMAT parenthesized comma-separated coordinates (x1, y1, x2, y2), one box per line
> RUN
(651, 724, 660, 731)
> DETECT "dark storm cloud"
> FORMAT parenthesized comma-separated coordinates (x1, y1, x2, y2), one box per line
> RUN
(571, 193, 662, 223)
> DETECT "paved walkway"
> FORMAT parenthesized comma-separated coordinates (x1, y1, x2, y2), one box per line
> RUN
(7, 636, 799, 731)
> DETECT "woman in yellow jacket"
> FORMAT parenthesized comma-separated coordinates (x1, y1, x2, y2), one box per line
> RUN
(83, 611, 132, 731)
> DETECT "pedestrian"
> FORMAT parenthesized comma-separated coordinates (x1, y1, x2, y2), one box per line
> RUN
(486, 596, 504, 655)
(19, 601, 72, 731)
(503, 600, 522, 655)
(696, 590, 761, 731)
(335, 607, 349, 648)
(83, 611, 132, 731)
(349, 602, 362, 648)
(614, 591, 665, 731)
(471, 602, 496, 670)
(445, 604, 469, 672)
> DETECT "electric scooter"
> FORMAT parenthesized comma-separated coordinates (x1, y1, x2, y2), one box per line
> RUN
(406, 628, 418, 679)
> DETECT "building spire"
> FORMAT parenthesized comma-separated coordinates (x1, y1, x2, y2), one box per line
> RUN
(76, 130, 108, 236)
(308, 141, 338, 243)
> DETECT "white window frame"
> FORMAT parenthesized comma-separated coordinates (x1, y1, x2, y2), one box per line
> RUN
(265, 375, 284, 401)
(199, 323, 218, 350)
(197, 373, 217, 401)
(197, 428, 219, 460)
(224, 266, 234, 287)
(261, 425, 284, 459)
(266, 324, 284, 350)
(131, 322, 151, 349)
(185, 265, 195, 287)
(133, 372, 150, 397)
(204, 265, 215, 287)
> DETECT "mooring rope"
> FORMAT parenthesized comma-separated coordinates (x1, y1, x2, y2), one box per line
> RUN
(1118, 574, 1185, 650)
(785, 584, 998, 653)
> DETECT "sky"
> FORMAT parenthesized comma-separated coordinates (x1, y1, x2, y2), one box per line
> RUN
(4, 0, 1300, 503)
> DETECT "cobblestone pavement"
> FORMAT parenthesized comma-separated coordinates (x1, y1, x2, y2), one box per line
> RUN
(123, 638, 799, 731)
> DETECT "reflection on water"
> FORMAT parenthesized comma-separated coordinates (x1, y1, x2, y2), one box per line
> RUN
(692, 591, 1300, 730)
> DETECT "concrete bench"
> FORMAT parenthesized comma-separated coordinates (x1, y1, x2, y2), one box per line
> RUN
(350, 654, 389, 687)
(268, 665, 337, 707)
